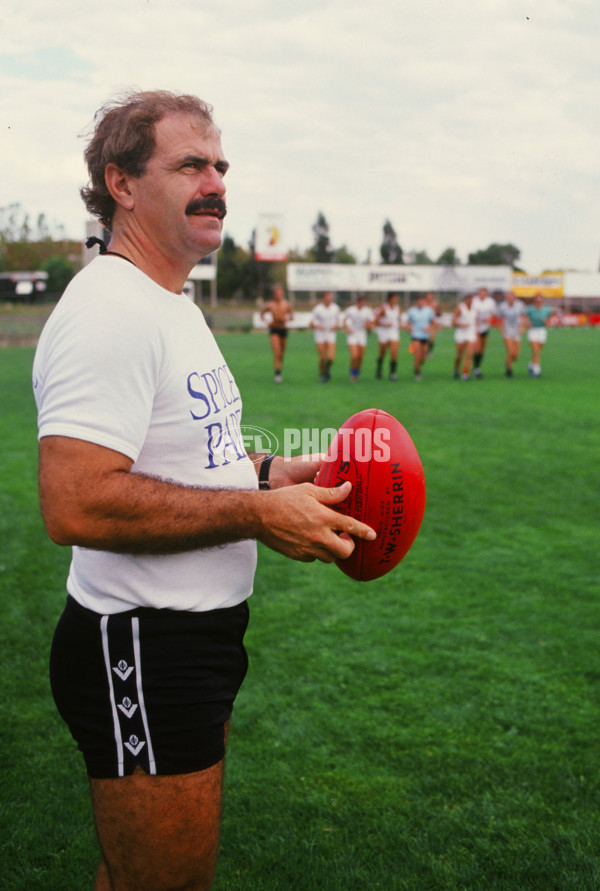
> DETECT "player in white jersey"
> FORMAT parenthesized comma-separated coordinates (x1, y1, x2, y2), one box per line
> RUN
(374, 293, 401, 381)
(471, 287, 498, 378)
(452, 293, 477, 380)
(343, 294, 375, 381)
(497, 290, 526, 377)
(310, 291, 341, 381)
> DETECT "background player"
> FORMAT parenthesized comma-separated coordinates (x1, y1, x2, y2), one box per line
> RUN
(471, 287, 498, 378)
(406, 294, 435, 381)
(260, 284, 294, 383)
(310, 290, 341, 381)
(374, 293, 401, 381)
(452, 292, 477, 380)
(343, 294, 375, 382)
(424, 291, 442, 357)
(497, 290, 527, 377)
(525, 292, 554, 377)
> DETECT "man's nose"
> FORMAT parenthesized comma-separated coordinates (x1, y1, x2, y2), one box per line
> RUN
(201, 166, 226, 198)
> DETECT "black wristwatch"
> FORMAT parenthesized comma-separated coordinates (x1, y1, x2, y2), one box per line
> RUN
(258, 454, 276, 490)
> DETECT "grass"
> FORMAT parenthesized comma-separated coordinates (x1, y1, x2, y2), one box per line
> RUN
(1, 326, 599, 889)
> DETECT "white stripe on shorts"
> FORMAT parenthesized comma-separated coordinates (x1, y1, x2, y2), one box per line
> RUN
(100, 615, 125, 777)
(131, 617, 156, 775)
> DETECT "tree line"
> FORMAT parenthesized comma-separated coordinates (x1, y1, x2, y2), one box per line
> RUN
(1, 204, 522, 300)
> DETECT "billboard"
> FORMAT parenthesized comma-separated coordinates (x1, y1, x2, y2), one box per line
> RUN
(512, 273, 563, 299)
(254, 213, 288, 262)
(286, 264, 512, 293)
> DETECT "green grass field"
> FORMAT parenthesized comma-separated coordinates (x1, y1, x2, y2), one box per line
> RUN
(1, 326, 599, 890)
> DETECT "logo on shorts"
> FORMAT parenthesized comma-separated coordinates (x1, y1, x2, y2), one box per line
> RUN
(124, 734, 146, 756)
(117, 696, 138, 718)
(112, 659, 134, 681)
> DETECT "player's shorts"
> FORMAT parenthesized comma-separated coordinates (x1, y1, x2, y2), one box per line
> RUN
(376, 328, 400, 344)
(527, 327, 548, 344)
(347, 332, 368, 347)
(411, 337, 430, 345)
(503, 326, 522, 341)
(477, 326, 491, 338)
(454, 330, 477, 344)
(50, 596, 249, 778)
(314, 330, 337, 345)
(269, 326, 288, 339)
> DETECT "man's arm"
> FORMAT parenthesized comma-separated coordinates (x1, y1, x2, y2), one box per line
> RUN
(39, 436, 375, 563)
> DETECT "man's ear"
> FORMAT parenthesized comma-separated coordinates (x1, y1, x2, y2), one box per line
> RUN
(104, 163, 135, 212)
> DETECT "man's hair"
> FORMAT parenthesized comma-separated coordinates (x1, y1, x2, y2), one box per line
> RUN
(80, 90, 215, 230)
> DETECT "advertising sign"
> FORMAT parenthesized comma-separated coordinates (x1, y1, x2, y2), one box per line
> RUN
(254, 213, 288, 262)
(286, 264, 512, 293)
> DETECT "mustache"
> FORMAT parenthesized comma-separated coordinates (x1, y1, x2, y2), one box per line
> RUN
(185, 197, 227, 219)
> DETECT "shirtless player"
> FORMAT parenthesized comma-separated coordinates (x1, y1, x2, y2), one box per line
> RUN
(260, 285, 294, 383)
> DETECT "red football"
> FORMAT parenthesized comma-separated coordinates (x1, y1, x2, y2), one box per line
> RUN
(315, 408, 426, 582)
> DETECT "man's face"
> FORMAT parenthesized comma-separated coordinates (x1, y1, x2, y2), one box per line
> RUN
(129, 112, 229, 264)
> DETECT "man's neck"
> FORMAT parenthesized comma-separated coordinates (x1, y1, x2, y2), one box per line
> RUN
(107, 230, 194, 294)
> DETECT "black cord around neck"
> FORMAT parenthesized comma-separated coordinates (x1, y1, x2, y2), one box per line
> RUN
(85, 236, 136, 266)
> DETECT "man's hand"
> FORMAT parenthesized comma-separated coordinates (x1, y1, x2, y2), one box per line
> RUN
(267, 454, 324, 488)
(254, 480, 376, 564)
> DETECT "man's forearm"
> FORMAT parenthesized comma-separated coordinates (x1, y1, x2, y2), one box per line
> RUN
(43, 465, 266, 554)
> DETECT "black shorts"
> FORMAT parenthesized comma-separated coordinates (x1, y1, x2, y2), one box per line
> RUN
(269, 326, 288, 338)
(50, 596, 249, 778)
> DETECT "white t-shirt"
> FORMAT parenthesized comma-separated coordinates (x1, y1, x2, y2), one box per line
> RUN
(311, 301, 341, 333)
(33, 256, 258, 614)
(344, 304, 375, 335)
(453, 301, 477, 342)
(498, 299, 526, 338)
(375, 303, 401, 339)
(472, 295, 498, 333)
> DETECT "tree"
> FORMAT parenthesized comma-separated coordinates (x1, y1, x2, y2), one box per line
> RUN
(437, 247, 460, 266)
(0, 203, 78, 273)
(332, 245, 357, 264)
(41, 256, 75, 294)
(380, 220, 403, 264)
(410, 249, 433, 265)
(216, 235, 244, 299)
(309, 212, 334, 263)
(468, 243, 521, 268)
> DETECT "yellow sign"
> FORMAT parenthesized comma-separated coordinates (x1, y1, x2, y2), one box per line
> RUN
(512, 274, 563, 299)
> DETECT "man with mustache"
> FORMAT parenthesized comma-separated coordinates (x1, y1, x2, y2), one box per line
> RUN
(33, 90, 376, 891)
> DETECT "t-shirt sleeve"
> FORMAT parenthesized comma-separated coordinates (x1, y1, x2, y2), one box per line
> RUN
(35, 294, 161, 461)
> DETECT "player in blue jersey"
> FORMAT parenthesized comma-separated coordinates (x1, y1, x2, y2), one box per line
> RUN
(406, 294, 436, 381)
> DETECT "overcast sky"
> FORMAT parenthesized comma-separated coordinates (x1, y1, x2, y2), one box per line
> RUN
(2, 0, 599, 272)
